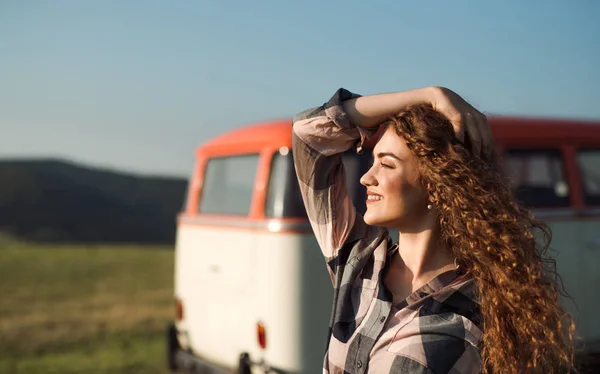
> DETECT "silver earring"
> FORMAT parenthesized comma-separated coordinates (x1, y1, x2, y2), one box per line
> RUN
(427, 204, 432, 210)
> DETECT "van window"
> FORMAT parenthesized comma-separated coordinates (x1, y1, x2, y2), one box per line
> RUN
(265, 151, 369, 218)
(199, 154, 260, 215)
(577, 149, 600, 205)
(265, 152, 306, 218)
(503, 149, 570, 208)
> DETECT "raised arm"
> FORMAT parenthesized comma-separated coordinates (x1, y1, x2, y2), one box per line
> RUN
(292, 87, 492, 265)
(340, 87, 433, 128)
(292, 89, 375, 262)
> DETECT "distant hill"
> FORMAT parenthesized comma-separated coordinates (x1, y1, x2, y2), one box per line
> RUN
(0, 159, 187, 244)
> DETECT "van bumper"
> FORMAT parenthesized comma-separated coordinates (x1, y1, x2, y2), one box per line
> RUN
(174, 349, 233, 374)
(167, 323, 232, 373)
(167, 323, 289, 374)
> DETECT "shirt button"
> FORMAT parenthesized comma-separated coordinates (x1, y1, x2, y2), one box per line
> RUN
(379, 316, 386, 323)
(357, 360, 363, 368)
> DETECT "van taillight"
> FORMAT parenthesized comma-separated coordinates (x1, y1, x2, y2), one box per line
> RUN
(176, 299, 184, 321)
(257, 322, 267, 349)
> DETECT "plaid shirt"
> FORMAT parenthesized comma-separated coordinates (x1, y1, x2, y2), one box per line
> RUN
(292, 89, 483, 373)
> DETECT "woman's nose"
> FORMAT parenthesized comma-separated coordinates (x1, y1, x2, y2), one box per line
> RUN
(360, 168, 377, 187)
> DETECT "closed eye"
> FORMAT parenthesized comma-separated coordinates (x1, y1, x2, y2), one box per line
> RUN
(370, 161, 393, 169)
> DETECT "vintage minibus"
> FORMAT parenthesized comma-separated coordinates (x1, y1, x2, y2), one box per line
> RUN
(167, 116, 600, 373)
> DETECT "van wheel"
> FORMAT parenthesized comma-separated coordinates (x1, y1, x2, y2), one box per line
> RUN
(166, 323, 180, 371)
(238, 352, 251, 374)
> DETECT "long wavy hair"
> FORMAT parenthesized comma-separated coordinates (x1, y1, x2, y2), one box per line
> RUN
(385, 104, 576, 373)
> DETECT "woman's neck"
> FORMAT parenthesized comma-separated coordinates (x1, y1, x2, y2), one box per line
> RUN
(392, 226, 455, 289)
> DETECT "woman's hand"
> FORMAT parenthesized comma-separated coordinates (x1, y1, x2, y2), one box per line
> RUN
(429, 86, 493, 158)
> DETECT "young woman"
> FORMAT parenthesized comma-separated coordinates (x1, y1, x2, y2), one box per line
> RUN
(292, 87, 575, 373)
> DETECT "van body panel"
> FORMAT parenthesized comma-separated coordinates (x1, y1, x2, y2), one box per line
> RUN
(536, 214, 600, 345)
(175, 222, 331, 373)
(175, 224, 258, 370)
(579, 218, 600, 342)
(542, 219, 585, 333)
(253, 232, 332, 372)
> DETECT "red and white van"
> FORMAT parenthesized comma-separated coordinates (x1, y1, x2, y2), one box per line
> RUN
(167, 116, 600, 373)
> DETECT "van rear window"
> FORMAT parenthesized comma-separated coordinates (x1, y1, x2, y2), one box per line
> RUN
(577, 149, 600, 205)
(198, 154, 260, 216)
(503, 149, 570, 208)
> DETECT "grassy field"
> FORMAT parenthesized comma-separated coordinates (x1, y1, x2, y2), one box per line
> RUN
(0, 242, 175, 374)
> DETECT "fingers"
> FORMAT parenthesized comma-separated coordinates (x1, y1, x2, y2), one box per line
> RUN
(430, 87, 465, 142)
(448, 110, 465, 143)
(477, 113, 495, 159)
(465, 112, 482, 157)
(430, 87, 494, 157)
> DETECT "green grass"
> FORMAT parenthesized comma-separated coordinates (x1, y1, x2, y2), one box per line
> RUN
(0, 243, 175, 374)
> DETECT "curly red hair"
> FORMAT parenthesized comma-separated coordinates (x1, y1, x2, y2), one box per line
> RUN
(385, 104, 576, 373)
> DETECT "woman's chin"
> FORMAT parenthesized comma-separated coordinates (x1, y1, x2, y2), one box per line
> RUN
(364, 213, 385, 227)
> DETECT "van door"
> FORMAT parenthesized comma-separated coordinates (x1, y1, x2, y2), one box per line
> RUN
(574, 148, 600, 344)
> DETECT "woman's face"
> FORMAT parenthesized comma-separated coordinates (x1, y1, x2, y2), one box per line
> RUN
(360, 125, 430, 230)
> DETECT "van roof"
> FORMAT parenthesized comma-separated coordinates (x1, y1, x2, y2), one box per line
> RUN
(196, 116, 600, 156)
(197, 119, 293, 156)
(489, 116, 600, 146)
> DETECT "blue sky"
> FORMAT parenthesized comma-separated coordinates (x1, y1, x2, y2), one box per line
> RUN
(1, 1, 599, 177)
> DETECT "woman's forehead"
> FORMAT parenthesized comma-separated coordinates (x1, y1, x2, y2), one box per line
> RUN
(372, 126, 411, 159)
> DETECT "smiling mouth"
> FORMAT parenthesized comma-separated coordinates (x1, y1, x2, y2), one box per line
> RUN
(366, 195, 383, 203)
